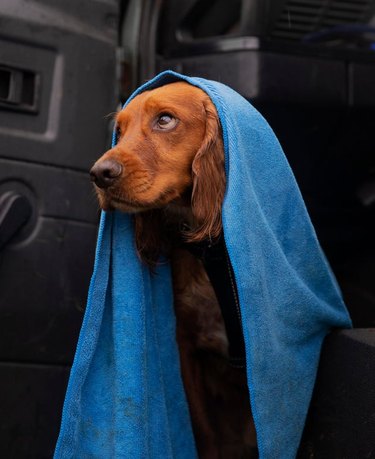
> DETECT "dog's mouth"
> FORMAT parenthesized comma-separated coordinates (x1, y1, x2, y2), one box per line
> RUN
(101, 194, 150, 213)
(98, 186, 184, 213)
(98, 187, 163, 213)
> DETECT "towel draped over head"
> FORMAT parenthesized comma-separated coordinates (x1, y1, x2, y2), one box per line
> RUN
(54, 71, 351, 459)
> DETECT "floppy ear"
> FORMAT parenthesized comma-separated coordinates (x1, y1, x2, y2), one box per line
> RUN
(186, 97, 226, 243)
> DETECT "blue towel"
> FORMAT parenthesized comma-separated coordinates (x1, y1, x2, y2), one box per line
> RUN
(54, 71, 352, 459)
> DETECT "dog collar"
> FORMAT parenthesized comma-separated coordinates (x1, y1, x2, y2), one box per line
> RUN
(182, 232, 246, 368)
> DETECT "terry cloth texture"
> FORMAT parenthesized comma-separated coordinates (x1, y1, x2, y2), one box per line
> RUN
(54, 71, 352, 459)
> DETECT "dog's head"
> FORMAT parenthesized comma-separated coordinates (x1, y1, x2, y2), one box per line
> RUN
(90, 82, 225, 260)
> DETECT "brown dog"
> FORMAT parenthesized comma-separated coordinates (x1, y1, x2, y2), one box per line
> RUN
(90, 82, 257, 458)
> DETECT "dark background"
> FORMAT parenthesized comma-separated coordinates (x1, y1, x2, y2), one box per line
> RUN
(0, 0, 374, 457)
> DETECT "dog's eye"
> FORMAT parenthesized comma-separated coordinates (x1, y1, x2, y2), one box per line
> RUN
(155, 113, 178, 131)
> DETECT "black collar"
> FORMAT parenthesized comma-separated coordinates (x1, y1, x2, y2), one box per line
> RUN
(182, 233, 246, 369)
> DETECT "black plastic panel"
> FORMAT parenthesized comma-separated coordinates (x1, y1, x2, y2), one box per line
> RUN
(157, 0, 375, 56)
(0, 160, 99, 225)
(0, 0, 117, 362)
(299, 329, 375, 458)
(0, 0, 117, 170)
(0, 0, 118, 456)
(0, 219, 97, 364)
(161, 50, 346, 106)
(350, 63, 375, 107)
(0, 363, 70, 459)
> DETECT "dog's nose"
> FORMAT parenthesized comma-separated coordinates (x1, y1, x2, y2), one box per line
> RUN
(90, 159, 123, 189)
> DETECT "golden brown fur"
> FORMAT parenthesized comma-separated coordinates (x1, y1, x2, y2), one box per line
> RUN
(90, 82, 257, 457)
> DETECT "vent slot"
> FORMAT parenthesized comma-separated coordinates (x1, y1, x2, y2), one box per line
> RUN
(272, 0, 373, 41)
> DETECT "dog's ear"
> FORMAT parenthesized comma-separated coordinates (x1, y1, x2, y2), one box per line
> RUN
(187, 98, 226, 243)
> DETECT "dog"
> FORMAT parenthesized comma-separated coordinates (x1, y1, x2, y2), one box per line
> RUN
(90, 82, 257, 458)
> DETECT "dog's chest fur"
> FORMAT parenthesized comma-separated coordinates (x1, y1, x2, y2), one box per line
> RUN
(171, 248, 257, 458)
(171, 248, 228, 356)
